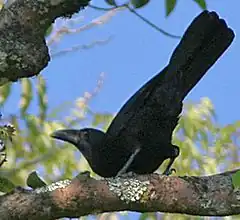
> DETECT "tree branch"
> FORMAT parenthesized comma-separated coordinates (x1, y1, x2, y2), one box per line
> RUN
(1, 169, 240, 219)
(89, 3, 181, 39)
(0, 0, 89, 84)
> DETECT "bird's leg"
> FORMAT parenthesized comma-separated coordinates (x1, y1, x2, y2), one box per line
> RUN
(162, 157, 177, 176)
(116, 148, 141, 177)
(163, 145, 179, 176)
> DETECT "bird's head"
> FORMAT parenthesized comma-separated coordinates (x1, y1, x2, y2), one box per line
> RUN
(50, 128, 105, 163)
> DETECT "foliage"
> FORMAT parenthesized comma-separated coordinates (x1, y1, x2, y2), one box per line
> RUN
(27, 171, 47, 189)
(104, 0, 207, 15)
(0, 77, 239, 219)
(232, 171, 240, 189)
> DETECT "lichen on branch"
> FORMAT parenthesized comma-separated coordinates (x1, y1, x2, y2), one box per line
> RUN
(0, 0, 90, 84)
(1, 170, 240, 220)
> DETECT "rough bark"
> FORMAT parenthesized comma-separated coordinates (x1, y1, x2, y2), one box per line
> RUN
(0, 0, 89, 85)
(1, 169, 240, 220)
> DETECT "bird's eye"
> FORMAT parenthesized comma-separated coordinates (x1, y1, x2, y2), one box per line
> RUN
(82, 131, 89, 140)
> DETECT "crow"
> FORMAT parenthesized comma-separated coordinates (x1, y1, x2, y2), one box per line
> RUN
(51, 11, 234, 177)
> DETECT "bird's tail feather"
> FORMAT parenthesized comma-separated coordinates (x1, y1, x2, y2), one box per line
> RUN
(167, 10, 234, 99)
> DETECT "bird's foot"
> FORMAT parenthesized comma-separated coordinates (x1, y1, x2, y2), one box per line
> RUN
(162, 151, 178, 176)
(80, 171, 91, 177)
(75, 171, 91, 181)
(162, 168, 176, 176)
(116, 148, 141, 177)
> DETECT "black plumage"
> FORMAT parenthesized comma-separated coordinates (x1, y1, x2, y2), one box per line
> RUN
(51, 11, 234, 177)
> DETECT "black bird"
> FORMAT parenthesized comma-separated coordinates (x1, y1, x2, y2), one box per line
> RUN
(51, 11, 234, 178)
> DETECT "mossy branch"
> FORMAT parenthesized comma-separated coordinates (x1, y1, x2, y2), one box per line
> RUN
(0, 0, 90, 84)
(0, 170, 240, 220)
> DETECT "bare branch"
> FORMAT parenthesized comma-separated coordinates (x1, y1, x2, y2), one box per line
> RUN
(69, 72, 106, 121)
(89, 4, 181, 39)
(0, 0, 179, 85)
(125, 5, 181, 39)
(0, 0, 89, 84)
(51, 37, 112, 58)
(1, 170, 240, 219)
(88, 4, 118, 11)
(47, 6, 123, 47)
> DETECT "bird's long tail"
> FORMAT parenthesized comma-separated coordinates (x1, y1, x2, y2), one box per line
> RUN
(166, 10, 234, 99)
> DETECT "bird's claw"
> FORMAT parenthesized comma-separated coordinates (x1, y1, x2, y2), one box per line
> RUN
(163, 168, 176, 176)
(80, 171, 91, 177)
(75, 171, 91, 181)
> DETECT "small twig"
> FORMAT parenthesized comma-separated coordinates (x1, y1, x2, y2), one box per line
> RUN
(83, 72, 105, 103)
(47, 7, 124, 47)
(69, 72, 106, 123)
(51, 37, 113, 58)
(89, 4, 181, 39)
(125, 5, 181, 39)
(0, 152, 7, 167)
(73, 72, 105, 110)
(88, 4, 118, 11)
(5, 146, 65, 176)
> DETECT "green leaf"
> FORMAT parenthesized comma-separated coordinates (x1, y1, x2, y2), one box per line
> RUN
(0, 124, 15, 142)
(37, 76, 47, 123)
(105, 0, 116, 6)
(45, 25, 53, 37)
(92, 113, 113, 130)
(25, 115, 40, 138)
(0, 176, 15, 192)
(19, 78, 32, 116)
(232, 171, 240, 189)
(165, 0, 177, 16)
(139, 213, 158, 220)
(0, 83, 11, 106)
(27, 171, 47, 189)
(48, 101, 72, 119)
(92, 113, 110, 126)
(131, 0, 150, 8)
(193, 0, 207, 9)
(181, 118, 195, 139)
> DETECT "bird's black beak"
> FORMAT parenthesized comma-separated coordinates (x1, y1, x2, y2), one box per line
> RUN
(50, 129, 79, 146)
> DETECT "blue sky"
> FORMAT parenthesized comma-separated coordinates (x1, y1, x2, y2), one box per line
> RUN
(1, 0, 239, 128)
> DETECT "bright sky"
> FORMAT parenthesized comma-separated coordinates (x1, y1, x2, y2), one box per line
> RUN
(2, 0, 239, 128)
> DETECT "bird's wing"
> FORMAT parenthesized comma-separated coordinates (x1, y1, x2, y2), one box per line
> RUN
(106, 10, 234, 139)
(106, 66, 168, 137)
